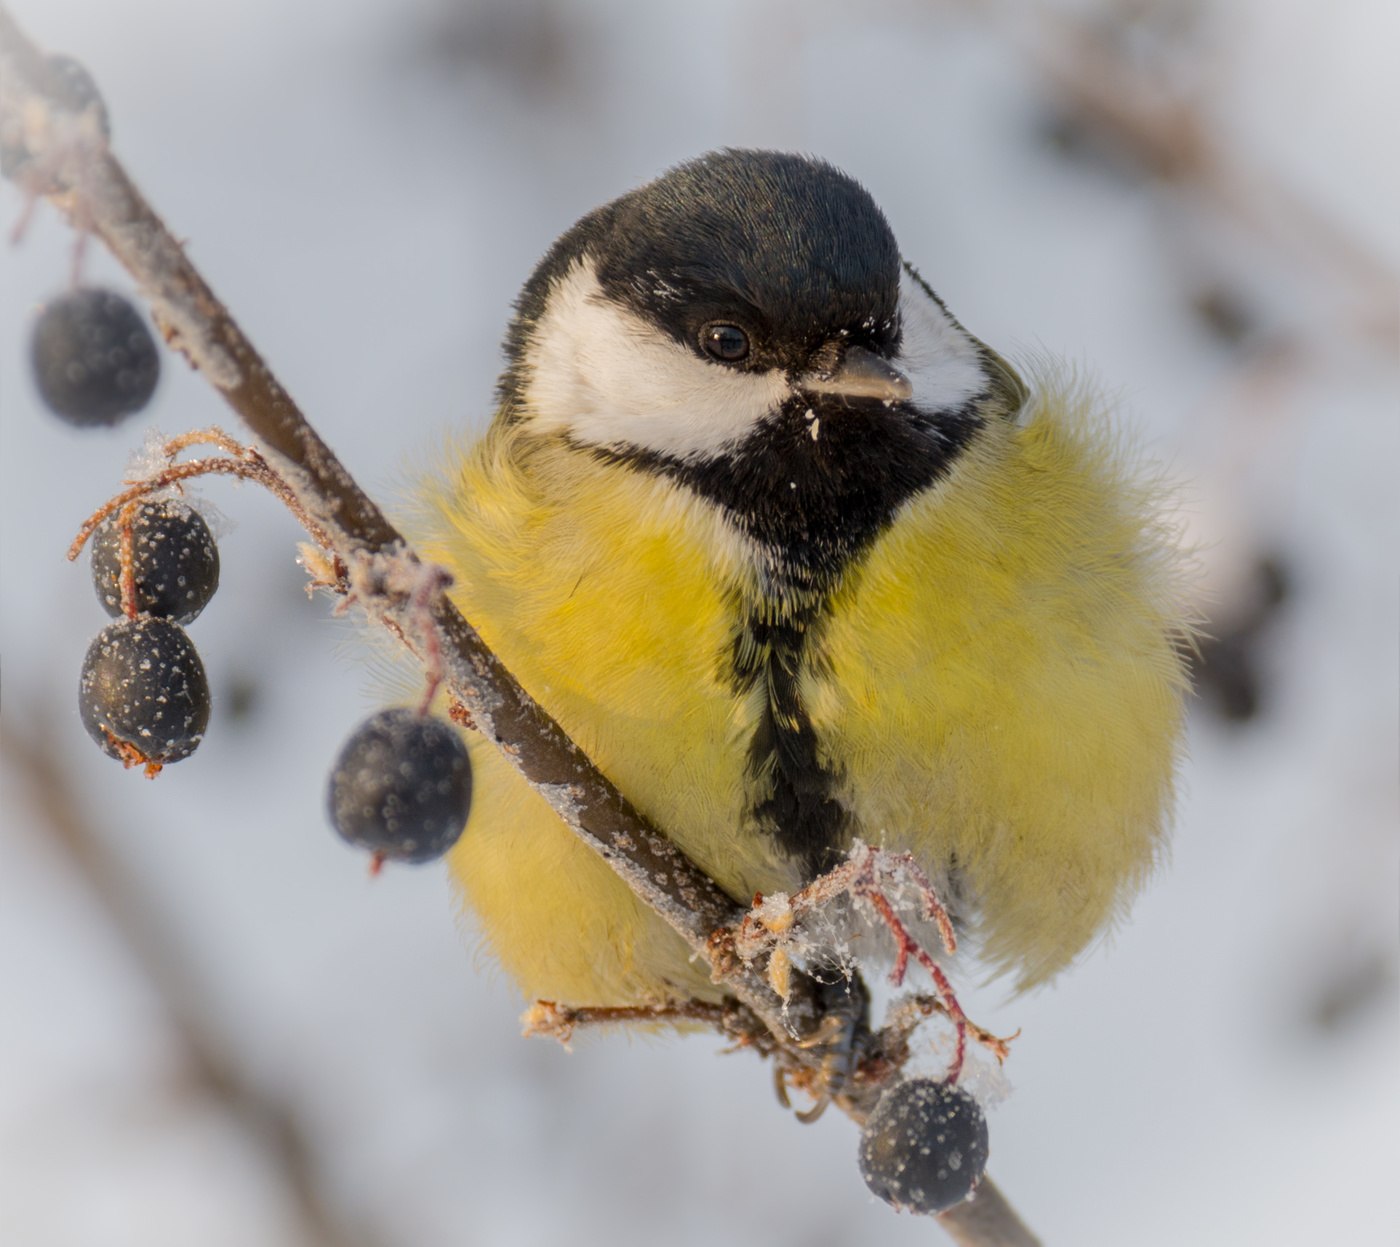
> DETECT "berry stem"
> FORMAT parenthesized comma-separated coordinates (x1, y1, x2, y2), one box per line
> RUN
(66, 431, 338, 563)
(117, 500, 138, 619)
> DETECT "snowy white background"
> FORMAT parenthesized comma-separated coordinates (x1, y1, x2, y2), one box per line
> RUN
(1, 1, 1396, 1244)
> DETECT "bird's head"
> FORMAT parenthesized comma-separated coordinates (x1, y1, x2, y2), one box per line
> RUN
(499, 149, 1025, 577)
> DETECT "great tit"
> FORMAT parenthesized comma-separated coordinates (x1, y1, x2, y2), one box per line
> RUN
(418, 149, 1189, 1007)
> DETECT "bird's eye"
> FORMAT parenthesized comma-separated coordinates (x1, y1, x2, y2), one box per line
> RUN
(700, 323, 750, 363)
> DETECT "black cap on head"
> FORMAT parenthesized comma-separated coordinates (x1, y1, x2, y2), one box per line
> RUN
(504, 150, 903, 392)
(495, 150, 990, 604)
(597, 150, 901, 364)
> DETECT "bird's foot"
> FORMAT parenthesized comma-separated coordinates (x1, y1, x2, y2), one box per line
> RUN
(736, 843, 1016, 1084)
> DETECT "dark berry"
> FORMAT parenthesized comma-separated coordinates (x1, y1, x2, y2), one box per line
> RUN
(858, 1078, 990, 1215)
(328, 709, 472, 864)
(79, 617, 211, 766)
(91, 499, 220, 624)
(31, 288, 160, 426)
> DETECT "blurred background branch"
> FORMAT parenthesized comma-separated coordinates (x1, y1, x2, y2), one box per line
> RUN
(3, 702, 381, 1247)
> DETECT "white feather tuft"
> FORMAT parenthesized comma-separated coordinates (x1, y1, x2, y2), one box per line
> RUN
(521, 258, 791, 459)
(895, 271, 988, 413)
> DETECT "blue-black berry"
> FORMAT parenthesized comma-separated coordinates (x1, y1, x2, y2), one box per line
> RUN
(328, 709, 472, 864)
(79, 617, 211, 766)
(31, 288, 160, 426)
(858, 1078, 990, 1215)
(91, 499, 220, 623)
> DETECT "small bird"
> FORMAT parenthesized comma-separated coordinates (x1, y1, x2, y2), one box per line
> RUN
(419, 149, 1189, 1008)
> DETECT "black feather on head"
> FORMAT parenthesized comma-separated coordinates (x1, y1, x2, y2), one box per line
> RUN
(597, 150, 902, 365)
(500, 150, 903, 405)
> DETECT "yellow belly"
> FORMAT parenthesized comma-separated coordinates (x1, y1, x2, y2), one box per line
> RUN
(417, 375, 1187, 1005)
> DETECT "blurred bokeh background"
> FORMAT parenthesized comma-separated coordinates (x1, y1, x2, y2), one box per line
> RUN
(2, 1, 1396, 1244)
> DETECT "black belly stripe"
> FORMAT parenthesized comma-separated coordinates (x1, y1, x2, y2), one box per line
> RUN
(592, 393, 983, 874)
(732, 603, 851, 873)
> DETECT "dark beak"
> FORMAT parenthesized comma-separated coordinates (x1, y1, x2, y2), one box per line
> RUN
(799, 345, 913, 403)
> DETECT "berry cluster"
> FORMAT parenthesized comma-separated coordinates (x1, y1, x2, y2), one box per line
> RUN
(77, 500, 218, 772)
(35, 279, 472, 858)
(24, 278, 219, 774)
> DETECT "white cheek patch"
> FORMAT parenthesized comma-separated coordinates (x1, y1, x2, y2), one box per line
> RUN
(895, 270, 988, 413)
(522, 257, 791, 460)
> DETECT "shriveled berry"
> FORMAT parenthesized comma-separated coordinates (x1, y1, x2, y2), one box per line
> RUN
(79, 617, 211, 765)
(31, 288, 160, 426)
(91, 499, 220, 623)
(328, 709, 471, 864)
(858, 1078, 989, 1215)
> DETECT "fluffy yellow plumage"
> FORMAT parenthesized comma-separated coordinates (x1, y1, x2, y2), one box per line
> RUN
(418, 363, 1187, 1004)
(408, 151, 1189, 1012)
